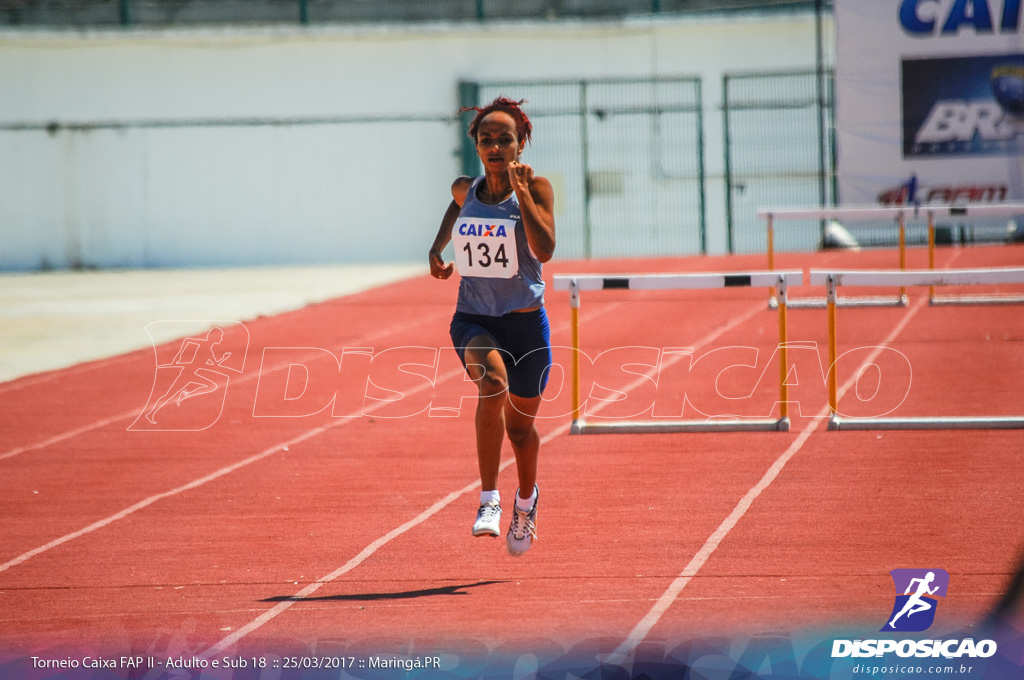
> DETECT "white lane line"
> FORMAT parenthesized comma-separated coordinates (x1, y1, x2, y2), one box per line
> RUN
(0, 313, 471, 572)
(0, 354, 137, 396)
(0, 412, 136, 463)
(202, 424, 560, 658)
(612, 295, 929, 660)
(0, 420, 337, 575)
(0, 299, 630, 573)
(0, 309, 450, 462)
(202, 299, 767, 656)
(0, 360, 469, 577)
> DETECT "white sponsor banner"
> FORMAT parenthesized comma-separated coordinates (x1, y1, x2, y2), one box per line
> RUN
(835, 0, 1024, 206)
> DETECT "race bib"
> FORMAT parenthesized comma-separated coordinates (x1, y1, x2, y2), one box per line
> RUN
(452, 217, 518, 279)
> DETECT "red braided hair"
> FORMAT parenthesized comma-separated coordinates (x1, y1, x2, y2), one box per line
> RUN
(461, 96, 533, 145)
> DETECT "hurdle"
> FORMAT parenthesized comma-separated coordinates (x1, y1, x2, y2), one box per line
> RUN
(759, 204, 1024, 308)
(920, 204, 1024, 306)
(552, 270, 802, 434)
(758, 206, 916, 309)
(809, 267, 1024, 431)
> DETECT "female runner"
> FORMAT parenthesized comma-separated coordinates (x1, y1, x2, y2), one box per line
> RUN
(428, 97, 556, 556)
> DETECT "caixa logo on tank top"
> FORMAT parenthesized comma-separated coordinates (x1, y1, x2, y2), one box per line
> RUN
(452, 218, 519, 279)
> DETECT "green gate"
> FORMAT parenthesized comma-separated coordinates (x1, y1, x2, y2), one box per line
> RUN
(462, 78, 706, 260)
(723, 68, 836, 254)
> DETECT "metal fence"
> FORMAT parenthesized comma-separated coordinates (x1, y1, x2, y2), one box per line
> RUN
(723, 68, 836, 254)
(3, 0, 840, 262)
(0, 0, 819, 28)
(723, 0, 836, 254)
(464, 78, 706, 261)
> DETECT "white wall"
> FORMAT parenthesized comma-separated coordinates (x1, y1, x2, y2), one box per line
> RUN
(0, 11, 825, 270)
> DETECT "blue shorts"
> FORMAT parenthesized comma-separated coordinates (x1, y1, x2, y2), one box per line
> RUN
(449, 308, 552, 399)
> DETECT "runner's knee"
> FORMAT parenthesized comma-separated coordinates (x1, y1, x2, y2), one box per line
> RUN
(505, 422, 536, 448)
(477, 370, 508, 397)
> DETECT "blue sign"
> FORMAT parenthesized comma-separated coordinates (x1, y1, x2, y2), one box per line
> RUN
(903, 54, 1024, 156)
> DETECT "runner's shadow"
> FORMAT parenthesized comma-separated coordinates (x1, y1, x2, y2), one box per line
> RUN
(261, 580, 509, 603)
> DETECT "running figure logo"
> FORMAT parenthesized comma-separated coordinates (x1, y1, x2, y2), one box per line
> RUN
(882, 568, 950, 632)
(130, 321, 249, 432)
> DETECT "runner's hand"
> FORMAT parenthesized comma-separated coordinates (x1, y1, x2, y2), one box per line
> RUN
(429, 251, 454, 279)
(508, 161, 533, 194)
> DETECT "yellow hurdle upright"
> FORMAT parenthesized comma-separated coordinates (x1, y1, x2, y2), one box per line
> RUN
(761, 207, 906, 309)
(777, 274, 789, 422)
(569, 278, 581, 431)
(927, 211, 936, 301)
(766, 214, 776, 306)
(825, 274, 838, 419)
(554, 271, 800, 434)
(811, 267, 1024, 431)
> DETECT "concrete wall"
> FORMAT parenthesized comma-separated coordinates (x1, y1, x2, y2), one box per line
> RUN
(0, 11, 827, 270)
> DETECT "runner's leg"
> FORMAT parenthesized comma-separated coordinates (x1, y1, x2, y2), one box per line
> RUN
(464, 336, 510, 492)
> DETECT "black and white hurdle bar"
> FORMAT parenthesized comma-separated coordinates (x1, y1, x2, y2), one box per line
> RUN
(809, 267, 1024, 431)
(552, 270, 803, 434)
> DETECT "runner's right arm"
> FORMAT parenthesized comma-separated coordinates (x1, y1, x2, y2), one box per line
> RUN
(429, 200, 459, 280)
(429, 177, 473, 280)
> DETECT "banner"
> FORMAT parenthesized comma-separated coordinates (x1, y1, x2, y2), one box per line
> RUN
(835, 0, 1024, 207)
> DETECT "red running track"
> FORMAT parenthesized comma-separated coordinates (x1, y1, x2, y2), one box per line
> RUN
(0, 247, 1022, 666)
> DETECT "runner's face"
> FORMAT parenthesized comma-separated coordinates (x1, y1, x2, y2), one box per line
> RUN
(475, 112, 522, 173)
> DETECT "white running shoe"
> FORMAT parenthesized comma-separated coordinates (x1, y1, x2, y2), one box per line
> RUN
(506, 486, 538, 556)
(472, 500, 502, 537)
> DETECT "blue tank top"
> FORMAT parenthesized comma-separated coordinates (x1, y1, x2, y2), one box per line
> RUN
(452, 176, 545, 316)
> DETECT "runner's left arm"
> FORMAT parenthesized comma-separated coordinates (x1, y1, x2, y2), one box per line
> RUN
(508, 162, 555, 262)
